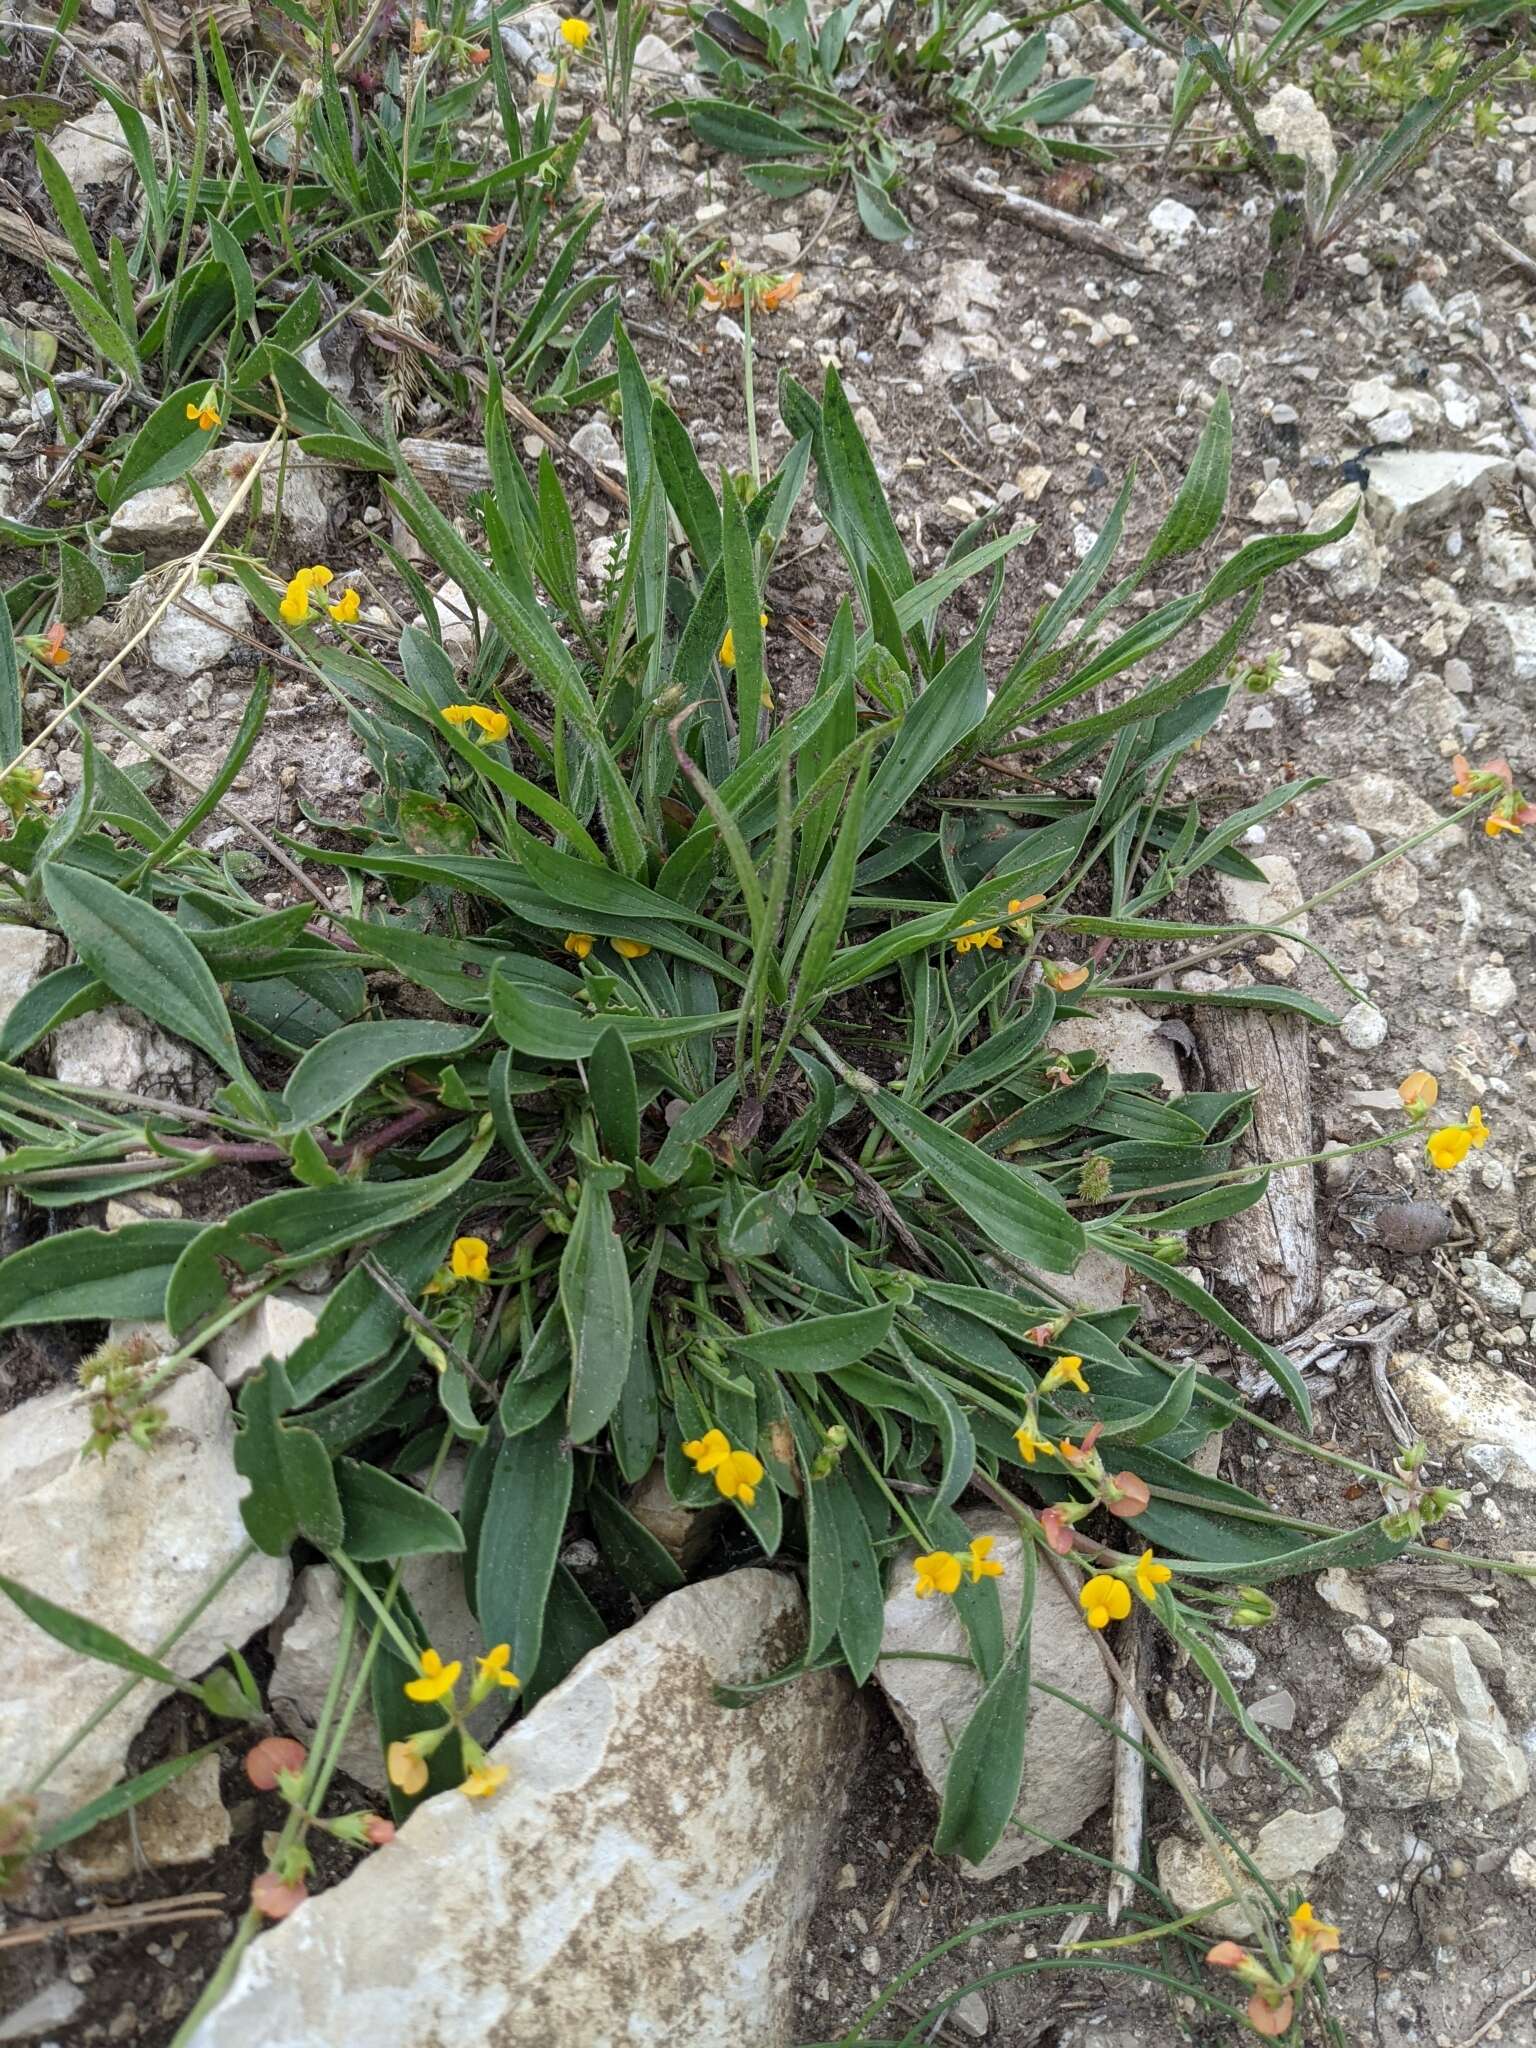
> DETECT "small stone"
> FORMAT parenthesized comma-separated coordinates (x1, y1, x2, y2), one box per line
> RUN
(1146, 198, 1200, 246)
(1340, 1002, 1388, 1052)
(952, 1991, 990, 2037)
(0, 1980, 86, 2042)
(1415, 1616, 1503, 1674)
(1404, 1634, 1527, 1812)
(1249, 477, 1297, 527)
(878, 1514, 1114, 1878)
(569, 417, 625, 473)
(1466, 963, 1517, 1016)
(47, 101, 133, 185)
(1401, 281, 1444, 324)
(0, 1370, 290, 1827)
(1208, 351, 1243, 386)
(59, 1753, 230, 1884)
(53, 1005, 198, 1097)
(207, 1290, 321, 1389)
(1308, 485, 1381, 600)
(147, 583, 251, 679)
(1343, 1625, 1393, 1672)
(105, 445, 333, 560)
(1255, 83, 1337, 184)
(1217, 853, 1307, 977)
(1505, 1846, 1536, 1892)
(0, 924, 55, 1035)
(1048, 1006, 1183, 1098)
(1460, 1254, 1523, 1319)
(1157, 1805, 1345, 1938)
(1466, 602, 1536, 686)
(1367, 636, 1409, 685)
(412, 578, 479, 665)
(1316, 1568, 1371, 1621)
(1364, 450, 1514, 543)
(1249, 1689, 1297, 1731)
(1477, 510, 1536, 594)
(1332, 1666, 1462, 1807)
(1344, 773, 1463, 872)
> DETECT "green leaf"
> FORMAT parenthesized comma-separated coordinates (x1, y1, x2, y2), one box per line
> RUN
(0, 1221, 199, 1328)
(730, 1303, 894, 1374)
(665, 95, 823, 159)
(1111, 1238, 1312, 1428)
(283, 1019, 483, 1129)
(0, 1572, 182, 1690)
(870, 1087, 1084, 1273)
(860, 615, 990, 848)
(234, 1365, 344, 1554)
(0, 591, 19, 767)
(587, 1026, 639, 1168)
(477, 1408, 572, 1683)
(334, 1460, 465, 1559)
(852, 171, 912, 242)
(48, 263, 140, 382)
(561, 1171, 634, 1443)
(491, 975, 736, 1062)
(589, 1483, 686, 1601)
(933, 1535, 1035, 1862)
(35, 138, 109, 303)
(1145, 388, 1232, 566)
(110, 383, 222, 509)
(57, 540, 106, 623)
(42, 863, 247, 1083)
(37, 1742, 224, 1853)
(1109, 983, 1341, 1028)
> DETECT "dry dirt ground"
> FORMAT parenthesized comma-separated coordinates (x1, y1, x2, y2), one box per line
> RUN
(1, 12, 1534, 2047)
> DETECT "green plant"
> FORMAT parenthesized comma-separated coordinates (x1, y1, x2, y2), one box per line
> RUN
(598, 0, 654, 132)
(657, 0, 1100, 240)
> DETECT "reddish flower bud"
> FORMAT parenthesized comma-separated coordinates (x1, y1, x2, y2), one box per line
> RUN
(1205, 1940, 1249, 1969)
(245, 1736, 308, 1790)
(1105, 1471, 1151, 1519)
(1246, 1992, 1294, 2038)
(251, 1871, 308, 1919)
(364, 1816, 397, 1846)
(1040, 1506, 1075, 1555)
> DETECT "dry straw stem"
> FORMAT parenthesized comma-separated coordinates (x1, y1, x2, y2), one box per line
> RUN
(0, 426, 282, 784)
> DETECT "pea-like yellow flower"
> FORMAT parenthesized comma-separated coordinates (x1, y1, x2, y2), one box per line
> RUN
(1426, 1106, 1489, 1172)
(1013, 1423, 1055, 1465)
(1134, 1547, 1173, 1605)
(277, 564, 333, 626)
(1398, 1070, 1438, 1113)
(559, 15, 590, 48)
(404, 1647, 461, 1704)
(186, 396, 220, 431)
(461, 1760, 509, 1799)
(442, 703, 510, 741)
(1044, 960, 1090, 992)
(913, 1549, 963, 1599)
(613, 937, 651, 959)
(1486, 812, 1522, 837)
(451, 1235, 490, 1283)
(967, 1534, 1004, 1584)
(329, 586, 361, 624)
(719, 612, 768, 667)
(1288, 1901, 1339, 1955)
(681, 1426, 765, 1506)
(953, 926, 1003, 955)
(563, 931, 595, 959)
(1039, 1354, 1089, 1398)
(475, 1642, 520, 1691)
(386, 1739, 428, 1796)
(1079, 1574, 1132, 1630)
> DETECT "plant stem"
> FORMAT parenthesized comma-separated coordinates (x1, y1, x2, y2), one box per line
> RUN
(741, 292, 760, 494)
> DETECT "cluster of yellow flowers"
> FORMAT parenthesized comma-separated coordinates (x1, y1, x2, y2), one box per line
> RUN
(563, 931, 651, 960)
(1399, 1070, 1493, 1172)
(912, 1533, 1004, 1598)
(1206, 1898, 1341, 2036)
(388, 1643, 520, 1803)
(952, 894, 1050, 958)
(1079, 1549, 1172, 1628)
(279, 564, 361, 627)
(444, 702, 509, 742)
(682, 1427, 765, 1506)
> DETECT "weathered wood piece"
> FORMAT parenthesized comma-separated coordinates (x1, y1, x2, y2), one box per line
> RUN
(1193, 1007, 1318, 1341)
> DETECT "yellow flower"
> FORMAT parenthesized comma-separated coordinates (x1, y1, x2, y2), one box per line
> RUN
(682, 1427, 764, 1506)
(451, 1235, 490, 1283)
(1039, 1354, 1089, 1398)
(1013, 1423, 1055, 1465)
(1485, 813, 1522, 838)
(1044, 960, 1090, 992)
(329, 586, 361, 624)
(277, 565, 333, 626)
(1426, 1108, 1488, 1172)
(613, 937, 651, 959)
(1079, 1574, 1132, 1630)
(442, 703, 510, 741)
(913, 1549, 963, 1599)
(386, 1740, 428, 1797)
(559, 15, 590, 48)
(563, 931, 595, 959)
(475, 1643, 520, 1691)
(1289, 1901, 1339, 1954)
(954, 926, 1003, 955)
(404, 1647, 461, 1704)
(1008, 895, 1046, 916)
(186, 397, 220, 431)
(1134, 1548, 1173, 1605)
(719, 612, 768, 667)
(967, 1534, 1004, 1584)
(1398, 1070, 1438, 1113)
(461, 1760, 509, 1799)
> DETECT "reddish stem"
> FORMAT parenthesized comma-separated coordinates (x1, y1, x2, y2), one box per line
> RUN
(157, 1102, 444, 1167)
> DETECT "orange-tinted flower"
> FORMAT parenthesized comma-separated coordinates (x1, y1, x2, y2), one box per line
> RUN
(244, 1736, 307, 1791)
(251, 1871, 307, 1918)
(1040, 1505, 1075, 1554)
(1105, 1470, 1151, 1519)
(1043, 960, 1089, 992)
(1289, 1900, 1340, 1955)
(1246, 1992, 1294, 2038)
(186, 396, 221, 432)
(1397, 1070, 1438, 1113)
(387, 1740, 429, 1797)
(364, 1815, 397, 1845)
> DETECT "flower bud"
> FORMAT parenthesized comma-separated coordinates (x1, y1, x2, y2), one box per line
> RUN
(245, 1736, 308, 1791)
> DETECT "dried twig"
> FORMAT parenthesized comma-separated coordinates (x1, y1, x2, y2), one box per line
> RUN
(938, 165, 1160, 274)
(1105, 1602, 1146, 1927)
(0, 1892, 226, 1951)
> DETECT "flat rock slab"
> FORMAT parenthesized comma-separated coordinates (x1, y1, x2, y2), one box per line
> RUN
(0, 1367, 290, 1828)
(189, 1570, 862, 2048)
(877, 1512, 1115, 1879)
